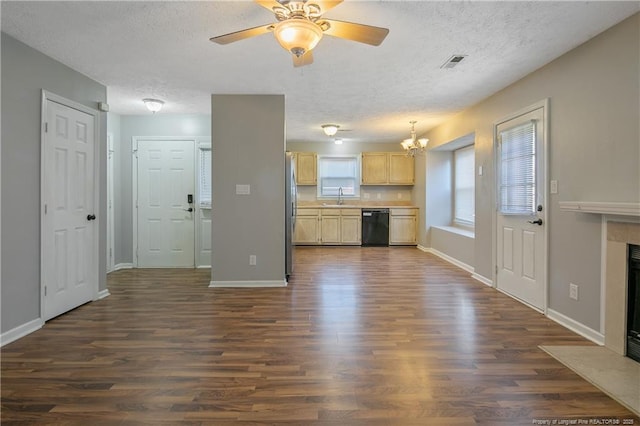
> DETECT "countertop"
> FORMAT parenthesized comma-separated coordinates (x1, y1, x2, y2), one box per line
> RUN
(297, 203, 418, 209)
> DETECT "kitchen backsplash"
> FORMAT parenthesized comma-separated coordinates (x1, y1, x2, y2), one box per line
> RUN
(297, 186, 413, 203)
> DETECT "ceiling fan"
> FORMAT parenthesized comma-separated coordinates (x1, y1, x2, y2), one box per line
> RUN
(210, 0, 389, 67)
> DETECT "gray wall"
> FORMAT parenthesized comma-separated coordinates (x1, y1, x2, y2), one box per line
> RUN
(115, 114, 210, 264)
(1, 33, 107, 333)
(211, 95, 285, 283)
(420, 13, 639, 331)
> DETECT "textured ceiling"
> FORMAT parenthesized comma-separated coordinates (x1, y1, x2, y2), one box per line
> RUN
(2, 1, 638, 144)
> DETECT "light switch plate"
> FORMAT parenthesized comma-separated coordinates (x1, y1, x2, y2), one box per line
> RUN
(236, 184, 250, 195)
(478, 165, 483, 176)
(550, 180, 558, 194)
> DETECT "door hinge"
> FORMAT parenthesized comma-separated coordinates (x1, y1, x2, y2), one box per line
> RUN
(495, 265, 498, 274)
(44, 122, 48, 133)
(44, 204, 48, 214)
(44, 286, 47, 296)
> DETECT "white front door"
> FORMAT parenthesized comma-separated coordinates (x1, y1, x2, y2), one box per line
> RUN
(42, 96, 97, 320)
(496, 103, 547, 311)
(135, 139, 195, 267)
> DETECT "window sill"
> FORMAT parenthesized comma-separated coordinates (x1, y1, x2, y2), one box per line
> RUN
(432, 225, 475, 239)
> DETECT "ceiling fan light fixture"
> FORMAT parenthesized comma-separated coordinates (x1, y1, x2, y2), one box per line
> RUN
(274, 19, 323, 57)
(321, 124, 340, 136)
(143, 98, 164, 113)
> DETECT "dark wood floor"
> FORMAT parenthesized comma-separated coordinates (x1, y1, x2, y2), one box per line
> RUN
(2, 247, 637, 425)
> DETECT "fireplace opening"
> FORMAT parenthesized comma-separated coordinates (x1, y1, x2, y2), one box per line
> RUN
(627, 244, 640, 362)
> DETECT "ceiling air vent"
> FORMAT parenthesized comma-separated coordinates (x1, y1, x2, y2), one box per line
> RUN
(441, 54, 467, 69)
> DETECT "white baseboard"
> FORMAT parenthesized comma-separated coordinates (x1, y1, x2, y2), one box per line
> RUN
(97, 289, 111, 300)
(209, 280, 287, 288)
(472, 273, 493, 287)
(113, 263, 133, 271)
(419, 246, 474, 274)
(547, 308, 605, 346)
(1, 318, 43, 347)
(197, 265, 212, 269)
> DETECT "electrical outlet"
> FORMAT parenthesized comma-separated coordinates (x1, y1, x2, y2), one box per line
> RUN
(569, 283, 578, 300)
(550, 180, 558, 194)
(376, 193, 382, 200)
(249, 255, 257, 266)
(397, 193, 402, 199)
(363, 192, 370, 199)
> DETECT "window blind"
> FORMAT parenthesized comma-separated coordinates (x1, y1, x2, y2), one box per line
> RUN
(199, 148, 212, 207)
(499, 121, 536, 215)
(454, 145, 475, 224)
(317, 156, 359, 197)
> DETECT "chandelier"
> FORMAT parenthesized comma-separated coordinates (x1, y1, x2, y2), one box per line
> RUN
(400, 121, 428, 156)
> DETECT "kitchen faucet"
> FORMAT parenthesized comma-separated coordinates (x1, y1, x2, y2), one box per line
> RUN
(338, 187, 344, 205)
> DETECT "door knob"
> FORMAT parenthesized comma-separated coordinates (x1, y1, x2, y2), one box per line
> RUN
(183, 207, 193, 212)
(87, 214, 96, 221)
(528, 218, 543, 226)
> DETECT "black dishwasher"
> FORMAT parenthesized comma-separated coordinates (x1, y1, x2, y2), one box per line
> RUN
(362, 209, 389, 246)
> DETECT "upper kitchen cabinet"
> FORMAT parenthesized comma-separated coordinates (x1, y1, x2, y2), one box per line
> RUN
(361, 152, 414, 185)
(361, 152, 388, 184)
(388, 153, 414, 185)
(294, 152, 317, 185)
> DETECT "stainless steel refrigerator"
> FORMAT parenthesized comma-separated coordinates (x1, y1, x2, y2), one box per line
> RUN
(285, 152, 297, 278)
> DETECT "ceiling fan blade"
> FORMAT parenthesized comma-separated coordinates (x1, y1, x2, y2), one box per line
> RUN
(293, 50, 314, 67)
(322, 19, 389, 46)
(311, 1, 343, 13)
(254, 0, 283, 13)
(210, 24, 274, 45)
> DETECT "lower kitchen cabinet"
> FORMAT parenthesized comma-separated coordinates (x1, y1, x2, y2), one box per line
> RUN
(389, 208, 418, 245)
(294, 209, 320, 244)
(340, 210, 361, 245)
(320, 211, 341, 244)
(295, 207, 416, 246)
(295, 208, 362, 245)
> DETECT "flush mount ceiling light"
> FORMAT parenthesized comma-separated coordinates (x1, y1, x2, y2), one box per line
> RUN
(334, 138, 343, 145)
(400, 121, 429, 156)
(321, 124, 339, 136)
(143, 98, 164, 113)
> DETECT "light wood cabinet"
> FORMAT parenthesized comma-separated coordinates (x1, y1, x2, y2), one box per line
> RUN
(361, 152, 389, 184)
(361, 152, 414, 185)
(388, 153, 414, 185)
(294, 208, 362, 245)
(340, 209, 361, 245)
(294, 152, 317, 185)
(389, 208, 418, 245)
(294, 209, 320, 244)
(320, 210, 341, 244)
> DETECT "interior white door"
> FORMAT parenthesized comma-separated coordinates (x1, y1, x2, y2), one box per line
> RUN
(496, 105, 546, 310)
(136, 140, 195, 267)
(43, 98, 97, 321)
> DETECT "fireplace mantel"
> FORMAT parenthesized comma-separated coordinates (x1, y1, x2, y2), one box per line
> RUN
(559, 201, 640, 217)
